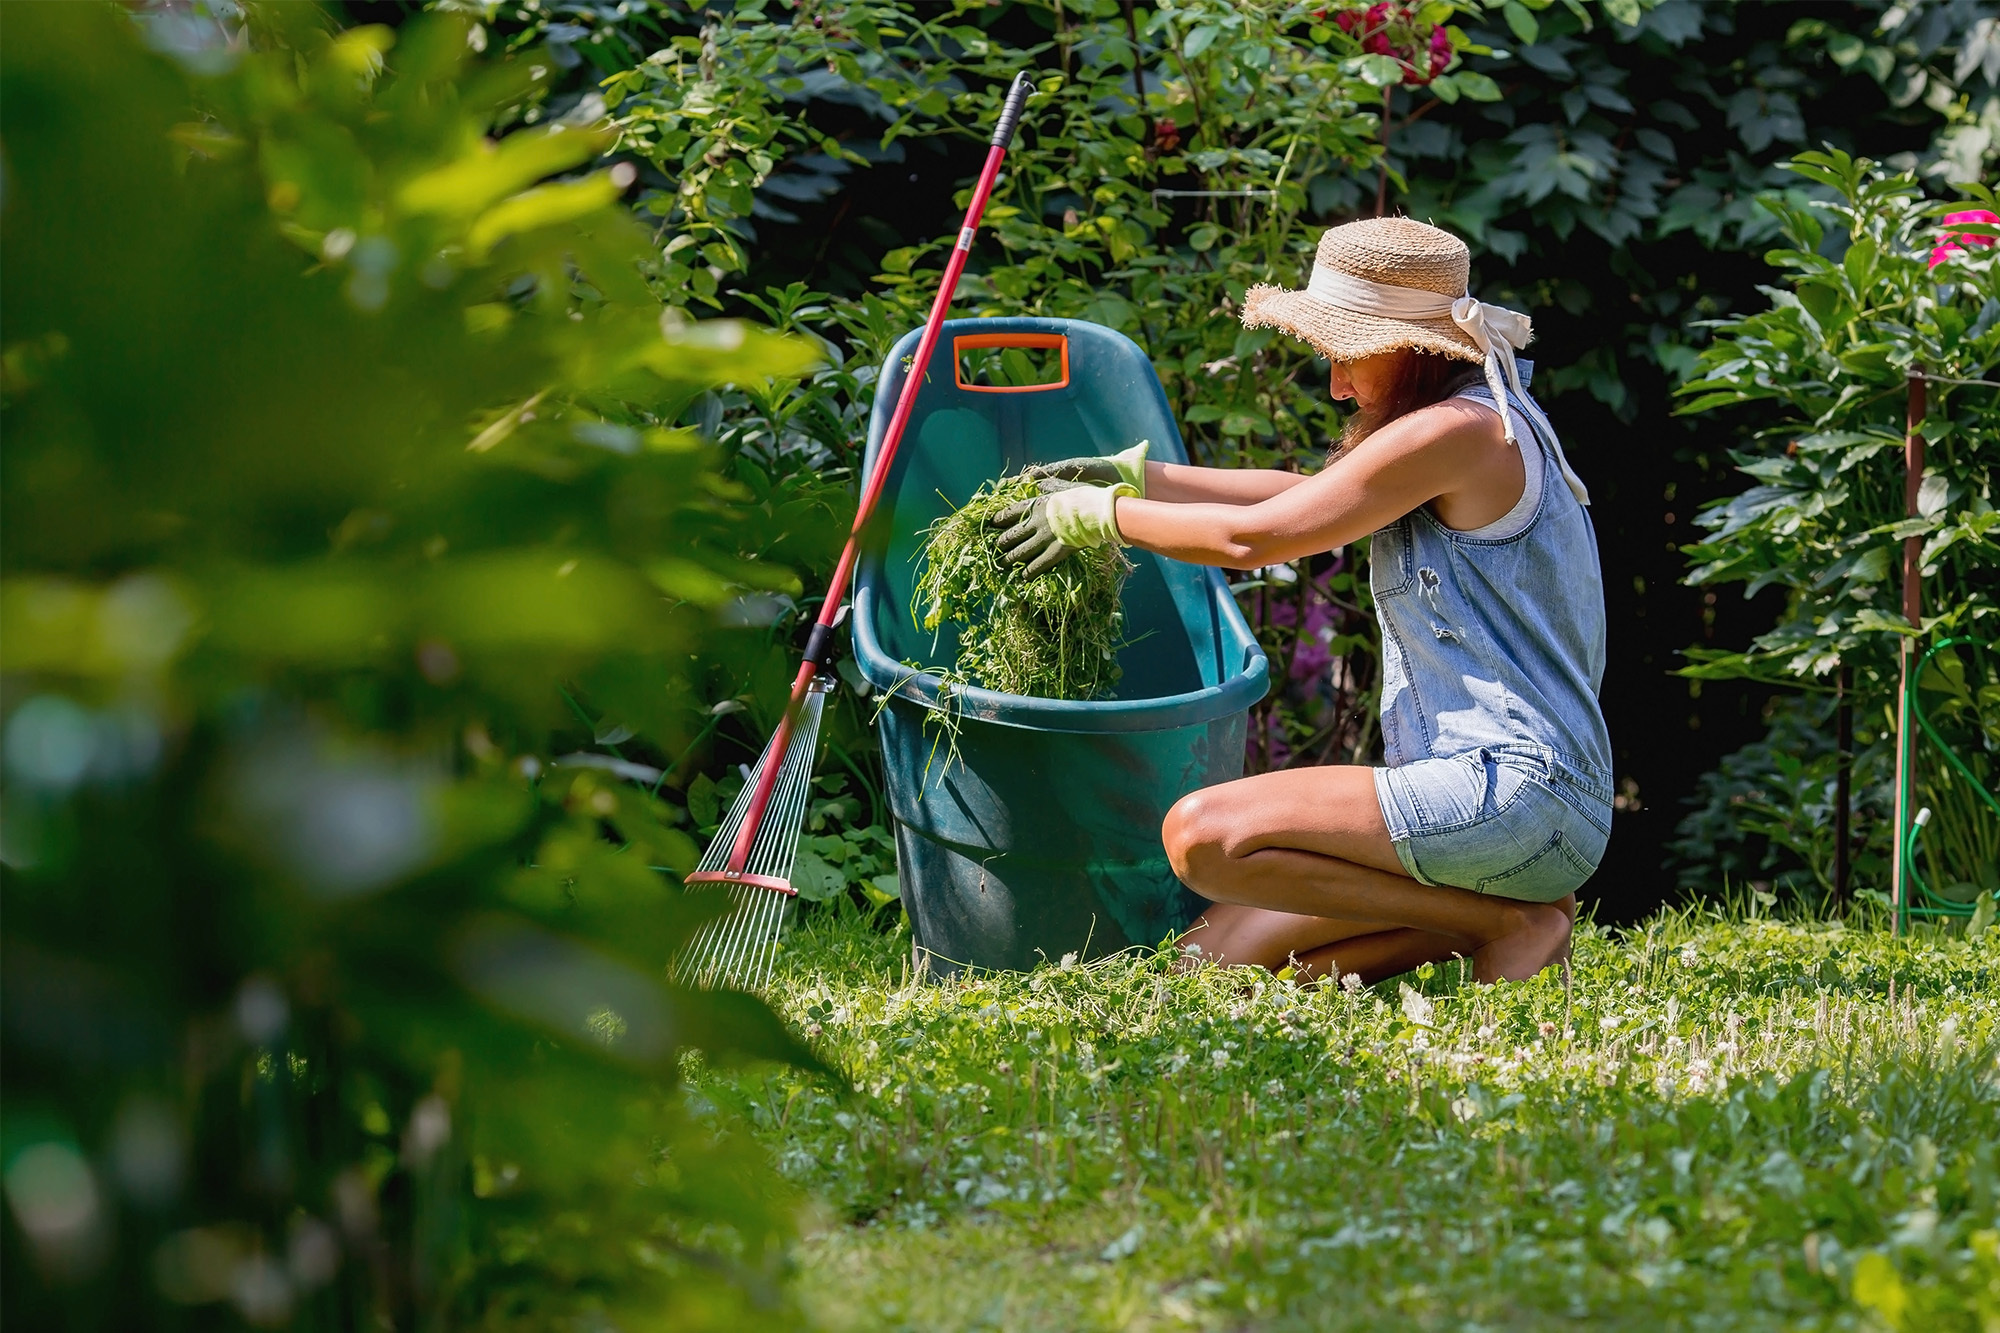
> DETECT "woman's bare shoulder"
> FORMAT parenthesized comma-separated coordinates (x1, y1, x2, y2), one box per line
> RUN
(1363, 395, 1507, 461)
(1413, 393, 1507, 436)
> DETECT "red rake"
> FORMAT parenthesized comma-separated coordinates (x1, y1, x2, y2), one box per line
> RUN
(673, 73, 1036, 991)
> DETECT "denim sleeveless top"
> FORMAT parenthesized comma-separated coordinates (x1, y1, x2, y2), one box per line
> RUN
(1370, 384, 1612, 789)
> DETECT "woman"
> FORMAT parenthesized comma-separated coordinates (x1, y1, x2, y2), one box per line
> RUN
(991, 218, 1612, 984)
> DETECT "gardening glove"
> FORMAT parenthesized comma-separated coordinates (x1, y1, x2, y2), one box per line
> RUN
(1022, 440, 1150, 496)
(990, 479, 1137, 578)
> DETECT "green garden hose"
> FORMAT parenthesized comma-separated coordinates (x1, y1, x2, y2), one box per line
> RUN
(1900, 635, 2000, 925)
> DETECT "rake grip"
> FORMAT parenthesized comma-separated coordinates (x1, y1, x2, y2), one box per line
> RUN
(802, 621, 837, 668)
(990, 71, 1034, 149)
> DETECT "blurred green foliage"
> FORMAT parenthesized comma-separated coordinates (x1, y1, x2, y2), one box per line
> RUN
(1, 5, 828, 1327)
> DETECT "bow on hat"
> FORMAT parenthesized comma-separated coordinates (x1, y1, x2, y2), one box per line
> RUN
(1448, 296, 1590, 506)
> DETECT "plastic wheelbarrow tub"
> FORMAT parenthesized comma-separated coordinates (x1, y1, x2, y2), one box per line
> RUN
(851, 316, 1269, 974)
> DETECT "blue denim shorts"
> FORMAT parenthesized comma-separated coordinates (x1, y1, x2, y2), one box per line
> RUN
(1373, 746, 1612, 903)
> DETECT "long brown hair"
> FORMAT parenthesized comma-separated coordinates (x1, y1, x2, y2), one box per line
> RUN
(1333, 350, 1484, 457)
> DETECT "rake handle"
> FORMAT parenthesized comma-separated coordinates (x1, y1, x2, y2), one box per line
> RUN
(725, 72, 1035, 877)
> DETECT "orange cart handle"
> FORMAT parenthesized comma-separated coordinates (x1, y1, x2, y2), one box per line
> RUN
(952, 331, 1070, 393)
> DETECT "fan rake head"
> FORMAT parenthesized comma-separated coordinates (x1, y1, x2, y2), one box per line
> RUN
(672, 676, 834, 991)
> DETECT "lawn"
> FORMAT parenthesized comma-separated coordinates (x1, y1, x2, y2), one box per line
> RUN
(710, 907, 2000, 1331)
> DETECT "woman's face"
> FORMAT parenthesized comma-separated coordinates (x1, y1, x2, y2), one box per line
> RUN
(1328, 350, 1411, 412)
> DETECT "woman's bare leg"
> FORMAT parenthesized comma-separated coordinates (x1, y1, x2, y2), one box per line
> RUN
(1165, 765, 1571, 984)
(1292, 928, 1465, 985)
(1290, 893, 1578, 984)
(1180, 903, 1463, 984)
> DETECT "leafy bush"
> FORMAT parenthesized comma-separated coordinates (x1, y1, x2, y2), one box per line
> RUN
(1, 8, 821, 1326)
(1678, 152, 1998, 680)
(1673, 149, 1998, 892)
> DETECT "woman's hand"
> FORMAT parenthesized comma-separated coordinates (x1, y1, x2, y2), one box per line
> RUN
(1024, 440, 1149, 492)
(989, 480, 1135, 577)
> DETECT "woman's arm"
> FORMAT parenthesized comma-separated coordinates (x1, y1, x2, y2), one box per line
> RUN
(1143, 460, 1312, 505)
(1116, 400, 1503, 567)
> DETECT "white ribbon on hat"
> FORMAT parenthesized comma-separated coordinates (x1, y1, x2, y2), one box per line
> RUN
(1304, 265, 1591, 505)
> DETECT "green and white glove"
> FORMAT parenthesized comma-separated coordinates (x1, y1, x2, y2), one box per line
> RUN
(1022, 440, 1150, 496)
(990, 479, 1136, 577)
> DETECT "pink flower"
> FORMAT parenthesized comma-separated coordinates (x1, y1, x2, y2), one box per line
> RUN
(1335, 1, 1451, 86)
(1930, 209, 1998, 269)
(1425, 25, 1452, 81)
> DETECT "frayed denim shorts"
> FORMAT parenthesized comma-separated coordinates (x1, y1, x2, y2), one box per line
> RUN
(1373, 745, 1612, 903)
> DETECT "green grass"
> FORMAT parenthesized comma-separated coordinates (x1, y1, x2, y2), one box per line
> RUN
(711, 908, 2000, 1331)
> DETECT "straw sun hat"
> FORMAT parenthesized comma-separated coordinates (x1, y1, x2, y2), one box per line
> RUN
(1242, 217, 1489, 365)
(1241, 216, 1591, 504)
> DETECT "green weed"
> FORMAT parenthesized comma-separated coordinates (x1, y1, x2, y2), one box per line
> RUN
(912, 473, 1132, 701)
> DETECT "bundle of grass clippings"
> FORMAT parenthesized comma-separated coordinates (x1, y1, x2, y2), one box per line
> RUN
(912, 473, 1133, 700)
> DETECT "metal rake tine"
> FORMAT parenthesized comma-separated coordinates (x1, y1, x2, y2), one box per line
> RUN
(670, 916, 706, 985)
(754, 893, 781, 982)
(750, 887, 786, 987)
(677, 678, 831, 992)
(697, 884, 744, 983)
(766, 895, 791, 987)
(734, 894, 767, 991)
(762, 892, 790, 988)
(717, 883, 759, 983)
(712, 888, 756, 980)
(702, 892, 743, 984)
(726, 883, 771, 987)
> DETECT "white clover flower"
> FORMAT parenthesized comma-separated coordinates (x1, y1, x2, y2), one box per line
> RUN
(1209, 1047, 1230, 1069)
(1679, 944, 1699, 967)
(1340, 972, 1364, 993)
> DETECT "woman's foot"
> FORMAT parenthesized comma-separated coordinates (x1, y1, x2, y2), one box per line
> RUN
(1471, 902, 1572, 983)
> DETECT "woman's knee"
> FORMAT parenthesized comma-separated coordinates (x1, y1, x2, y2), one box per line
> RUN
(1163, 789, 1236, 883)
